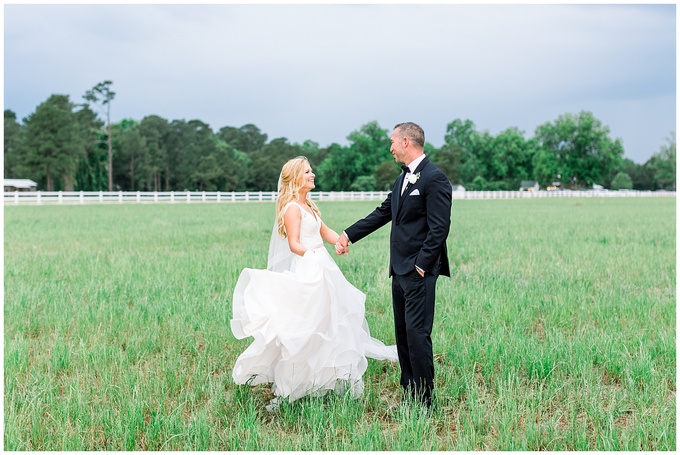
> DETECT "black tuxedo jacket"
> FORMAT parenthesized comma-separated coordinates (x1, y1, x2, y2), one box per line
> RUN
(345, 157, 452, 277)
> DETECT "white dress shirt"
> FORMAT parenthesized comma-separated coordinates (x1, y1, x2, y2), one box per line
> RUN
(401, 154, 427, 195)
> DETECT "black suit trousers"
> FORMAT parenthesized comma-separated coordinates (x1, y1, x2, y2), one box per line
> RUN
(391, 269, 438, 406)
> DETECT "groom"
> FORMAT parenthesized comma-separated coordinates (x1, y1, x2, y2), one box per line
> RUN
(336, 122, 452, 411)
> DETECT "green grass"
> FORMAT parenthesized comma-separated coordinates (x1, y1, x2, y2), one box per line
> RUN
(4, 197, 676, 450)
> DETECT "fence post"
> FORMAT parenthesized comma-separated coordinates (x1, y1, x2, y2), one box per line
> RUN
(9, 190, 673, 205)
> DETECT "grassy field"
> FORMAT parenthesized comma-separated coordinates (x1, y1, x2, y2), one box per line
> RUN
(3, 197, 676, 450)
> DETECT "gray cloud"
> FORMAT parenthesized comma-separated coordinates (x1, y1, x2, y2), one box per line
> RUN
(4, 3, 675, 163)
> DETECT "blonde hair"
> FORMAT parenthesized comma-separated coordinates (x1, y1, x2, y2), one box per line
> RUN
(275, 156, 321, 238)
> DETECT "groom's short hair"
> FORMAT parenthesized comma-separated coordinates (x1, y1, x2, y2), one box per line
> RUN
(394, 122, 425, 150)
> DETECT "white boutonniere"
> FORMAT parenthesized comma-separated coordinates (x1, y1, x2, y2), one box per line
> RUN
(407, 172, 421, 185)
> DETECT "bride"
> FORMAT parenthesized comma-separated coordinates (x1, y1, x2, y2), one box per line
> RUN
(231, 156, 398, 410)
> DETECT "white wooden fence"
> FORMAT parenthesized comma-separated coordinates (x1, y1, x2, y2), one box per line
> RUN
(3, 189, 675, 205)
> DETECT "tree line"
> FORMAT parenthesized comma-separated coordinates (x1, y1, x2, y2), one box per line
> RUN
(4, 81, 676, 192)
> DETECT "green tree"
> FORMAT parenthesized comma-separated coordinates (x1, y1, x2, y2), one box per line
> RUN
(192, 153, 222, 191)
(347, 121, 391, 176)
(423, 142, 439, 162)
(316, 144, 353, 191)
(175, 120, 220, 190)
(443, 118, 538, 189)
(221, 148, 250, 191)
(611, 172, 633, 190)
(217, 124, 267, 154)
(490, 127, 535, 189)
(431, 144, 460, 184)
(233, 150, 252, 191)
(349, 175, 377, 191)
(471, 175, 487, 191)
(165, 119, 195, 190)
(296, 139, 333, 174)
(532, 147, 561, 188)
(317, 121, 390, 191)
(167, 120, 239, 191)
(648, 132, 676, 190)
(4, 110, 23, 178)
(473, 131, 495, 182)
(533, 111, 624, 188)
(138, 115, 170, 191)
(248, 138, 304, 191)
(374, 160, 401, 191)
(611, 158, 655, 191)
(193, 136, 237, 191)
(314, 143, 345, 190)
(83, 81, 116, 190)
(22, 95, 85, 191)
(113, 119, 147, 191)
(444, 118, 477, 151)
(444, 119, 484, 185)
(73, 105, 106, 191)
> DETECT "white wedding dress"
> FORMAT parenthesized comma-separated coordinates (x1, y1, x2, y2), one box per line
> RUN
(231, 202, 398, 402)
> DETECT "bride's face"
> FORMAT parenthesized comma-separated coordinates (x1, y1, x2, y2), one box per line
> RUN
(299, 163, 315, 191)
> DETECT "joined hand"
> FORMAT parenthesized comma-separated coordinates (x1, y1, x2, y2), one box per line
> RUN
(335, 233, 350, 255)
(335, 242, 348, 255)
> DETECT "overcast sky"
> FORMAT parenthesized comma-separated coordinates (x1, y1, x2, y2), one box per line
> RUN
(3, 2, 676, 164)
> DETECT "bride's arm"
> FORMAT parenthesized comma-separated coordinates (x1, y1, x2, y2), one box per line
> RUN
(284, 205, 309, 256)
(320, 222, 340, 245)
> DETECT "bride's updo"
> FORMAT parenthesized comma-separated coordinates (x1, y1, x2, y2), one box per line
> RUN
(275, 156, 321, 238)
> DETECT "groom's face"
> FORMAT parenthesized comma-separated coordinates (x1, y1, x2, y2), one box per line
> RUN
(390, 130, 408, 164)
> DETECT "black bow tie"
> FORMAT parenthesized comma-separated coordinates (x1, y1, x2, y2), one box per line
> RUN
(401, 165, 410, 173)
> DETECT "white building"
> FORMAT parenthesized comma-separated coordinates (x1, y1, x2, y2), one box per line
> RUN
(4, 179, 38, 192)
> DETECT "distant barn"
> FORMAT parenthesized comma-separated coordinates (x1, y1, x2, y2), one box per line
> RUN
(519, 180, 539, 192)
(4, 179, 38, 192)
